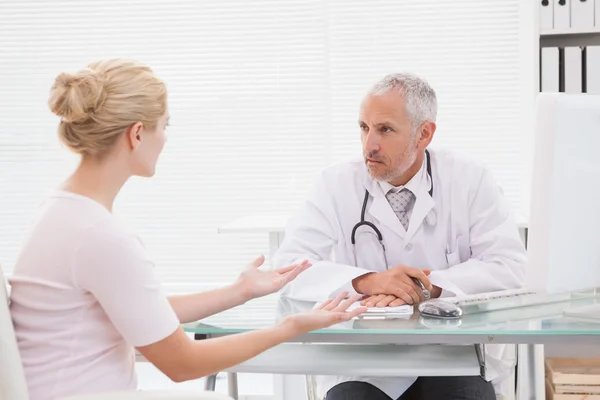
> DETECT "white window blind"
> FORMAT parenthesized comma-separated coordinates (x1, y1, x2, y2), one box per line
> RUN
(0, 0, 529, 294)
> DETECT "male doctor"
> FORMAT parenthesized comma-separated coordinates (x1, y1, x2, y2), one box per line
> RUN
(273, 73, 527, 400)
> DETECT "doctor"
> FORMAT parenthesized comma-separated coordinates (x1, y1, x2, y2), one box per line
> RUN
(273, 73, 527, 400)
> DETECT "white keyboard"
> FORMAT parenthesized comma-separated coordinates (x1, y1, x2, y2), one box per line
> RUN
(563, 303, 600, 321)
(445, 288, 572, 315)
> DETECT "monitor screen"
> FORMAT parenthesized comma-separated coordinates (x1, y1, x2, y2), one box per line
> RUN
(527, 93, 600, 293)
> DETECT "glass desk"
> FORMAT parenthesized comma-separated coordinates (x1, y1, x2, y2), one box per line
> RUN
(184, 296, 600, 400)
(185, 295, 600, 343)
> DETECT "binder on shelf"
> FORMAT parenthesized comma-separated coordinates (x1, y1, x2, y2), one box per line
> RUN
(571, 0, 594, 30)
(540, 0, 553, 31)
(564, 47, 583, 93)
(586, 46, 600, 94)
(553, 0, 570, 30)
(597, 0, 600, 30)
(541, 47, 560, 92)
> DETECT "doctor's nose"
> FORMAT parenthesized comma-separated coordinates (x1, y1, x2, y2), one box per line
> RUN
(363, 131, 381, 153)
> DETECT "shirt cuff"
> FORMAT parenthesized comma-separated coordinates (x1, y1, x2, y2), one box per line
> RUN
(429, 270, 465, 297)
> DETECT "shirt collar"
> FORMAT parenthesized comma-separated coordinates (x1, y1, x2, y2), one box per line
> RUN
(378, 158, 426, 197)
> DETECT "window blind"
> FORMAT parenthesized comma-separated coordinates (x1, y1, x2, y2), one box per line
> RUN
(0, 0, 528, 294)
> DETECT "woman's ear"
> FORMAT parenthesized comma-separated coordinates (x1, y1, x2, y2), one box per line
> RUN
(126, 122, 144, 150)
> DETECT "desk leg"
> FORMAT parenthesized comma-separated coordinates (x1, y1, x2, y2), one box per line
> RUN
(275, 375, 309, 400)
(205, 374, 217, 391)
(517, 344, 545, 400)
(196, 334, 218, 392)
(227, 372, 239, 400)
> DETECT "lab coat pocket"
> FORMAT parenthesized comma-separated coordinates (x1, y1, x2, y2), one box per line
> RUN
(446, 250, 461, 267)
(446, 235, 469, 267)
(457, 234, 470, 262)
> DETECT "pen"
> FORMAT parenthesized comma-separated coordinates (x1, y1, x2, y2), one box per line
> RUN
(412, 276, 431, 300)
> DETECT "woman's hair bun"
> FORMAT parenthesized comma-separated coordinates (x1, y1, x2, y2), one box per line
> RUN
(48, 69, 107, 123)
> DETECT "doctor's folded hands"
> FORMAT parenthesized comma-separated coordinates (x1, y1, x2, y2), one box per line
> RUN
(7, 59, 365, 400)
(354, 265, 433, 307)
(274, 72, 527, 400)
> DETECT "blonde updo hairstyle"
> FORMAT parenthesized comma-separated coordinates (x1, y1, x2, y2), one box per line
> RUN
(48, 59, 167, 156)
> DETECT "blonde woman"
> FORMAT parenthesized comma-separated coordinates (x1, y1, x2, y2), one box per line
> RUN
(8, 59, 365, 400)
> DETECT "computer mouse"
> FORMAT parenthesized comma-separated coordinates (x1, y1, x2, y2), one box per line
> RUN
(418, 299, 463, 319)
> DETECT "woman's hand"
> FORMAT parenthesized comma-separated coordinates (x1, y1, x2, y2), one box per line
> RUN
(281, 292, 367, 334)
(235, 255, 311, 301)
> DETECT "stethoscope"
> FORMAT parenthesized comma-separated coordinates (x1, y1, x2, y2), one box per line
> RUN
(350, 149, 436, 270)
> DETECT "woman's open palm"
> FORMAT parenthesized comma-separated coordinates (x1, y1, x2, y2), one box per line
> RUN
(236, 255, 311, 300)
(286, 293, 367, 333)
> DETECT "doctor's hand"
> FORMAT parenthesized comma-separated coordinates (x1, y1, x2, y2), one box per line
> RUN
(280, 292, 367, 334)
(360, 294, 406, 308)
(235, 255, 311, 301)
(352, 265, 433, 306)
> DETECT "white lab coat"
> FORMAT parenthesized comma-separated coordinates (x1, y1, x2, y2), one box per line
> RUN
(273, 147, 527, 400)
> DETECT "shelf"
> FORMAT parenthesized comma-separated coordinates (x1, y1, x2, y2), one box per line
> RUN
(541, 27, 600, 36)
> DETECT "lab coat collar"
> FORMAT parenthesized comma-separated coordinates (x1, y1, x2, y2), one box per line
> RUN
(406, 168, 435, 242)
(362, 156, 435, 243)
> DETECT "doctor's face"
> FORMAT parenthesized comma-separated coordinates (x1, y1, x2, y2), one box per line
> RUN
(359, 91, 419, 184)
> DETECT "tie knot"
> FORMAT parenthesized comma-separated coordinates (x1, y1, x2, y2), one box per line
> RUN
(386, 188, 415, 213)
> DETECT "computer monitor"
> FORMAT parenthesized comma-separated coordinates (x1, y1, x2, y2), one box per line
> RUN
(526, 93, 600, 294)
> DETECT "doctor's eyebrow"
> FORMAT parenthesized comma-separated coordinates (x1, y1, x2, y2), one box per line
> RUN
(373, 122, 398, 132)
(358, 120, 398, 132)
(358, 120, 395, 126)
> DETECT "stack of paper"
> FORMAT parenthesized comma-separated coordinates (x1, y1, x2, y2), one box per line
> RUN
(314, 301, 414, 318)
(347, 301, 413, 314)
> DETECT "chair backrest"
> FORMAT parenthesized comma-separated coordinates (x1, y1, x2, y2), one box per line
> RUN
(0, 267, 29, 400)
(58, 390, 234, 400)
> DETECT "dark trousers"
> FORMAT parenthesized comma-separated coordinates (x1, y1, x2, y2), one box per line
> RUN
(325, 377, 496, 400)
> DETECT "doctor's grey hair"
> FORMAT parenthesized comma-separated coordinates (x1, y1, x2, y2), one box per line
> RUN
(369, 73, 438, 134)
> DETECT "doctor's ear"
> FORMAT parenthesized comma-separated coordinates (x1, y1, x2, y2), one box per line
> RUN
(418, 121, 436, 146)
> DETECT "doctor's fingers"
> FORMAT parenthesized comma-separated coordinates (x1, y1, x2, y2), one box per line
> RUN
(389, 297, 406, 307)
(403, 267, 432, 291)
(406, 281, 424, 304)
(390, 284, 415, 305)
(399, 277, 425, 304)
(362, 294, 385, 307)
(399, 275, 426, 303)
(375, 295, 398, 308)
(362, 294, 395, 308)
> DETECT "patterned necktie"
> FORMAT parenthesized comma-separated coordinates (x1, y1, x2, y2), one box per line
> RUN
(385, 188, 416, 231)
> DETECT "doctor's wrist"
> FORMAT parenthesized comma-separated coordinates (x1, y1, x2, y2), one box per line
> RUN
(352, 272, 375, 294)
(430, 285, 442, 298)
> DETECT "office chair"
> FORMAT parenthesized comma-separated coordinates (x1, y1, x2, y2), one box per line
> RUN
(1, 266, 232, 400)
(0, 266, 29, 400)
